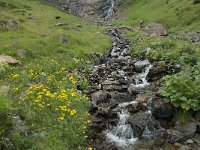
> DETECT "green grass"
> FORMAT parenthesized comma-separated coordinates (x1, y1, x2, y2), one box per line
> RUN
(0, 0, 111, 149)
(115, 0, 200, 32)
(0, 0, 111, 66)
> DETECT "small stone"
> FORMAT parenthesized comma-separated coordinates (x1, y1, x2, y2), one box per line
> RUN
(59, 35, 68, 44)
(6, 19, 17, 28)
(178, 145, 191, 150)
(173, 142, 182, 149)
(17, 49, 27, 58)
(185, 139, 193, 144)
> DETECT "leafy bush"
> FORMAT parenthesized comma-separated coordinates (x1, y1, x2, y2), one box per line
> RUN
(161, 65, 200, 111)
(193, 0, 200, 4)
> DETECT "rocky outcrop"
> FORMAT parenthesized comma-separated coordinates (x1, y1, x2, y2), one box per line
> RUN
(144, 23, 168, 37)
(0, 55, 22, 66)
(43, 0, 123, 20)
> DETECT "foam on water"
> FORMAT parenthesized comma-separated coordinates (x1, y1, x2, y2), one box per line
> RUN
(106, 62, 153, 148)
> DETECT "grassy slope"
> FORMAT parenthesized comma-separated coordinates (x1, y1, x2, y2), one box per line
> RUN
(116, 0, 200, 32)
(0, 0, 111, 66)
(0, 0, 111, 149)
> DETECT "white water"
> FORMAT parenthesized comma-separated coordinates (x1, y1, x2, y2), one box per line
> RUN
(106, 63, 153, 148)
(107, 0, 115, 19)
(135, 64, 153, 88)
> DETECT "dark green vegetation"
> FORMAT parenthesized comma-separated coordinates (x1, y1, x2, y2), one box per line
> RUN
(0, 0, 111, 149)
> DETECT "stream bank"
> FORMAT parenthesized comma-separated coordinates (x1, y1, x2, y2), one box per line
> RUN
(86, 26, 200, 150)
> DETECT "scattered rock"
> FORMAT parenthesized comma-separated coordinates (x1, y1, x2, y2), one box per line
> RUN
(59, 35, 68, 44)
(0, 55, 22, 66)
(91, 90, 110, 105)
(178, 145, 191, 150)
(17, 49, 27, 58)
(167, 122, 197, 143)
(144, 23, 168, 37)
(185, 139, 194, 144)
(75, 24, 82, 28)
(6, 19, 17, 28)
(53, 23, 68, 26)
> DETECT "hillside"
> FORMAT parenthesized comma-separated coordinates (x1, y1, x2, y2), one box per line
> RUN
(116, 0, 200, 31)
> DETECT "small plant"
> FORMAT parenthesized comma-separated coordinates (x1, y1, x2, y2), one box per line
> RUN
(161, 65, 200, 111)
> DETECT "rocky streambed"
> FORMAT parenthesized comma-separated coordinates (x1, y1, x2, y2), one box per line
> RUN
(87, 27, 200, 150)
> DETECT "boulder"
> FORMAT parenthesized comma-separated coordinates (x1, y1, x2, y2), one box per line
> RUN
(134, 59, 150, 72)
(128, 111, 151, 137)
(112, 93, 133, 103)
(0, 55, 22, 66)
(167, 122, 197, 143)
(91, 90, 110, 105)
(144, 23, 168, 37)
(152, 98, 174, 119)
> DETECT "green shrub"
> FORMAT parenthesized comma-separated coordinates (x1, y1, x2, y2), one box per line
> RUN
(193, 0, 200, 4)
(161, 65, 200, 111)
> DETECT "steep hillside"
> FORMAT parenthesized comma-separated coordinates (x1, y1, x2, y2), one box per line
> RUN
(116, 0, 200, 31)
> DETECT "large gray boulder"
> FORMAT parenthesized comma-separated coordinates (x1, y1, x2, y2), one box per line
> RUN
(128, 111, 151, 137)
(145, 23, 168, 37)
(167, 122, 197, 143)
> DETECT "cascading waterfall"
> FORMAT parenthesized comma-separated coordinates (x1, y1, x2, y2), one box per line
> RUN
(106, 0, 115, 19)
(105, 62, 153, 148)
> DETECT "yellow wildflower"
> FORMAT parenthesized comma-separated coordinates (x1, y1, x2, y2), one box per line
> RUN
(70, 109, 77, 116)
(88, 147, 92, 150)
(11, 74, 19, 79)
(58, 113, 65, 121)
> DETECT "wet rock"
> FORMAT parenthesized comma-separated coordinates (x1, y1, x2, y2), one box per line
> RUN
(112, 93, 133, 103)
(127, 102, 147, 113)
(134, 59, 150, 72)
(91, 90, 110, 105)
(128, 84, 140, 95)
(128, 111, 151, 137)
(152, 99, 174, 119)
(17, 49, 27, 58)
(0, 55, 22, 66)
(144, 23, 168, 37)
(167, 122, 197, 143)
